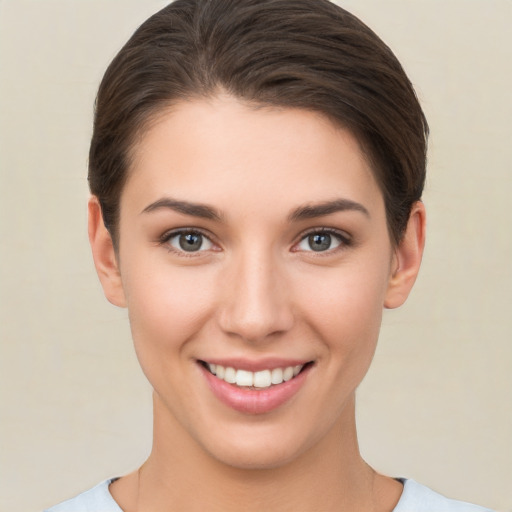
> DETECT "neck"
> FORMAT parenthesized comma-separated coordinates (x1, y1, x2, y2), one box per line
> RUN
(111, 392, 402, 511)
(116, 392, 392, 512)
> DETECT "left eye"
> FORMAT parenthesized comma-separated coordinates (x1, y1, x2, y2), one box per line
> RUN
(167, 231, 213, 253)
(296, 232, 343, 252)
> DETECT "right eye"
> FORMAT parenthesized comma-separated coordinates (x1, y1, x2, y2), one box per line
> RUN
(164, 230, 214, 253)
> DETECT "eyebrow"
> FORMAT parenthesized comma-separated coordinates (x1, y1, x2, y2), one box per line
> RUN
(141, 197, 223, 221)
(141, 197, 369, 222)
(288, 199, 370, 222)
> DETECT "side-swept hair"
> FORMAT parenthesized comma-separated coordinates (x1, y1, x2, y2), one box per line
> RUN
(89, 0, 428, 246)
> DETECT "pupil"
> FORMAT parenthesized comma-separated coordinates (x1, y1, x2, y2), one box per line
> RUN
(179, 233, 202, 251)
(309, 233, 331, 251)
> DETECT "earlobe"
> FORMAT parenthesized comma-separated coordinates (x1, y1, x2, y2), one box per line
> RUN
(384, 201, 426, 309)
(88, 196, 127, 308)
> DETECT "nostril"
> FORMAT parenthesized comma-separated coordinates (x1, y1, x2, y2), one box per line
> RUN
(217, 307, 295, 343)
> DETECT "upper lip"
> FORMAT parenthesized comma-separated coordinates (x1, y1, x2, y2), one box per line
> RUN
(198, 357, 313, 372)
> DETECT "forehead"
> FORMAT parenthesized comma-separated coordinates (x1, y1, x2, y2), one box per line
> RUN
(123, 95, 384, 217)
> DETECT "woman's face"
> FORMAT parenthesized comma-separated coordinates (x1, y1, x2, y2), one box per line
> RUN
(102, 95, 410, 469)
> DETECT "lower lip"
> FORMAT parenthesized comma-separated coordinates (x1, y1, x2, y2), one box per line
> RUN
(200, 364, 312, 415)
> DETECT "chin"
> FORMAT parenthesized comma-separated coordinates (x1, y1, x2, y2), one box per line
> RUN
(195, 420, 323, 471)
(209, 441, 302, 471)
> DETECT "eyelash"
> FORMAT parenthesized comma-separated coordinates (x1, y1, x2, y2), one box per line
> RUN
(158, 227, 352, 256)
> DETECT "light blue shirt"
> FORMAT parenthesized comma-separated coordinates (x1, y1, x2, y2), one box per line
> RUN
(45, 478, 494, 511)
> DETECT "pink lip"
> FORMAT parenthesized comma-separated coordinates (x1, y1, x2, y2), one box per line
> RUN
(200, 362, 312, 415)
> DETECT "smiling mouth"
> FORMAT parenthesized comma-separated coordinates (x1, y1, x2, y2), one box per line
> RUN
(199, 361, 313, 389)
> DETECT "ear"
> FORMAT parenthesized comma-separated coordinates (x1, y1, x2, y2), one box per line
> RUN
(384, 201, 426, 309)
(88, 196, 127, 308)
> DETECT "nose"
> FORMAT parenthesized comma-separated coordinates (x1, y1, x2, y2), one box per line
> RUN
(217, 249, 294, 343)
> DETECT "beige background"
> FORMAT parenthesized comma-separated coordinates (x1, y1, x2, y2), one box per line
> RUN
(0, 1, 510, 510)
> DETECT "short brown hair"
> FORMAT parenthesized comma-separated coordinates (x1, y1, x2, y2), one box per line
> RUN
(89, 0, 428, 246)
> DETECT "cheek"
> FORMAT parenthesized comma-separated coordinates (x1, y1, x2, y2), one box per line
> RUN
(296, 255, 391, 360)
(122, 261, 217, 366)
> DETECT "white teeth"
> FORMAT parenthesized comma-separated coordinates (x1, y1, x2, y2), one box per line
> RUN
(271, 367, 283, 384)
(253, 370, 272, 388)
(224, 367, 236, 384)
(283, 366, 294, 381)
(236, 369, 253, 387)
(205, 363, 305, 388)
(215, 365, 225, 379)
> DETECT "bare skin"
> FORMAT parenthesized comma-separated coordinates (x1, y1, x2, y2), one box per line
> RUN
(110, 395, 403, 512)
(90, 95, 425, 511)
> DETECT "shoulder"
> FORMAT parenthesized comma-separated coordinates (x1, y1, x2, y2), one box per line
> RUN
(394, 479, 494, 512)
(43, 477, 495, 512)
(44, 479, 122, 512)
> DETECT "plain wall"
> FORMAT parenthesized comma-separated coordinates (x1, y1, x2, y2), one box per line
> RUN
(0, 1, 510, 510)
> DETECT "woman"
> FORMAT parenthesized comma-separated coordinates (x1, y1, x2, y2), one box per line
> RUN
(46, 0, 493, 510)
